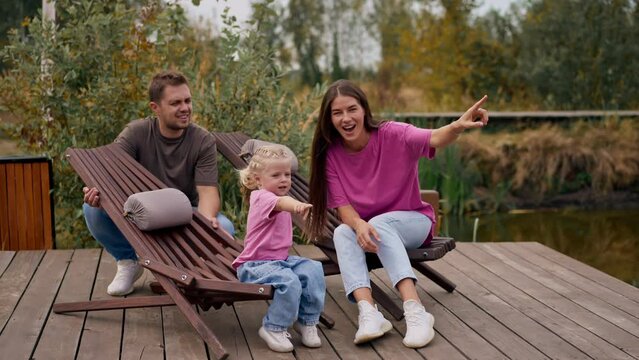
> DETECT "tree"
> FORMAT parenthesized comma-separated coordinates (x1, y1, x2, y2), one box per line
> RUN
(283, 0, 325, 87)
(516, 0, 639, 109)
(0, 0, 40, 71)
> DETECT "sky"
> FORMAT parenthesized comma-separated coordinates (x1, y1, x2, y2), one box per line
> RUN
(175, 0, 519, 69)
(177, 0, 519, 30)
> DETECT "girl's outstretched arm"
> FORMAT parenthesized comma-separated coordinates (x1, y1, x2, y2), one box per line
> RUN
(276, 196, 313, 217)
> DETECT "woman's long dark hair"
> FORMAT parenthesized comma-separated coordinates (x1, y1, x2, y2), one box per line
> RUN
(306, 80, 381, 240)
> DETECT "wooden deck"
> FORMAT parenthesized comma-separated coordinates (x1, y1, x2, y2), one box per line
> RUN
(1, 242, 638, 360)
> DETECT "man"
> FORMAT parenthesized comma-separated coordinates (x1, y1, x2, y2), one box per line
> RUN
(82, 70, 235, 296)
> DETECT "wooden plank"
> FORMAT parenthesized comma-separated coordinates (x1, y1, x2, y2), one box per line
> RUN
(324, 274, 430, 360)
(493, 242, 639, 321)
(76, 252, 124, 360)
(23, 163, 35, 249)
(32, 249, 101, 360)
(0, 165, 9, 250)
(291, 245, 384, 360)
(522, 242, 639, 303)
(40, 162, 53, 249)
(427, 256, 588, 360)
(290, 245, 368, 359)
(476, 243, 639, 348)
(319, 277, 383, 360)
(367, 272, 467, 360)
(0, 250, 73, 360)
(163, 305, 208, 360)
(30, 163, 45, 249)
(200, 304, 253, 360)
(0, 251, 45, 332)
(15, 163, 27, 250)
(451, 244, 636, 360)
(410, 270, 549, 360)
(121, 271, 165, 360)
(0, 251, 16, 277)
(369, 270, 507, 360)
(6, 164, 17, 250)
(234, 300, 295, 360)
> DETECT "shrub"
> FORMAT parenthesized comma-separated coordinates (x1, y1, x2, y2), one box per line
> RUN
(0, 0, 319, 247)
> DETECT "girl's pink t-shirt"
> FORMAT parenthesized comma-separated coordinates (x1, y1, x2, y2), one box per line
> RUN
(232, 189, 292, 269)
(326, 121, 437, 240)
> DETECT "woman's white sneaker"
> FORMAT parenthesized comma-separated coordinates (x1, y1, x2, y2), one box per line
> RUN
(402, 299, 435, 348)
(107, 259, 144, 296)
(258, 327, 294, 352)
(354, 301, 393, 344)
(293, 322, 322, 348)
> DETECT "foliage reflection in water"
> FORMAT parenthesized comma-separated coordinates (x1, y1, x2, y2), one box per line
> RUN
(445, 209, 639, 287)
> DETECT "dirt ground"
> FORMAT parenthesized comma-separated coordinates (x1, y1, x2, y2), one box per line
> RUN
(0, 139, 20, 156)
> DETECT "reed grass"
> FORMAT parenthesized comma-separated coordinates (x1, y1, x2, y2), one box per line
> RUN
(420, 118, 639, 214)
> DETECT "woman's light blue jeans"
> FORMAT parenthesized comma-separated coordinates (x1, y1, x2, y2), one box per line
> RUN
(83, 203, 235, 261)
(237, 256, 326, 332)
(333, 210, 432, 302)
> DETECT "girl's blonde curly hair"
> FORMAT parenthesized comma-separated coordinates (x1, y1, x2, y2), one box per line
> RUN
(239, 144, 292, 202)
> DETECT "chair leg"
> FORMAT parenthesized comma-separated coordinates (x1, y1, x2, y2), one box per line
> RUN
(53, 295, 175, 313)
(413, 262, 456, 293)
(320, 312, 335, 329)
(371, 281, 404, 320)
(155, 275, 229, 360)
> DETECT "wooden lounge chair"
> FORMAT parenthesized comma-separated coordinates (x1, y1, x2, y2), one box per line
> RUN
(212, 132, 456, 320)
(52, 143, 334, 360)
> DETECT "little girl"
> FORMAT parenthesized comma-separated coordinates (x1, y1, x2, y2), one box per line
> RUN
(233, 144, 326, 353)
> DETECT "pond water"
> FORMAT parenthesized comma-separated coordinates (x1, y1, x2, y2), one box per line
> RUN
(443, 209, 639, 287)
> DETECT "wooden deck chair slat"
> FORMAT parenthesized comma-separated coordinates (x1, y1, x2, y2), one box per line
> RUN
(163, 231, 220, 279)
(188, 217, 239, 263)
(104, 144, 243, 255)
(99, 146, 241, 264)
(182, 228, 237, 280)
(73, 149, 157, 260)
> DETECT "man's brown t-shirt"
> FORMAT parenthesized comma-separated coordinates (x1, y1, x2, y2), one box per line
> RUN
(115, 117, 217, 207)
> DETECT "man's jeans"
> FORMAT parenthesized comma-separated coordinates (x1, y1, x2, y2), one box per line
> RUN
(333, 210, 432, 302)
(237, 256, 326, 332)
(83, 203, 236, 261)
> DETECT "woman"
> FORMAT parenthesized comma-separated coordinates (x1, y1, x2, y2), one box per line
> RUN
(307, 80, 488, 348)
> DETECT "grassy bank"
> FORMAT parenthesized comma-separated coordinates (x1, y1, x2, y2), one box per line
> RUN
(421, 118, 639, 214)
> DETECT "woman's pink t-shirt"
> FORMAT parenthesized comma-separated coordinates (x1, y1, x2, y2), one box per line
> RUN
(326, 121, 437, 240)
(232, 189, 292, 269)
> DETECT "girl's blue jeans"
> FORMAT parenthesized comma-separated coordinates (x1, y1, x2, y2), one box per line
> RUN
(333, 210, 432, 302)
(237, 256, 326, 332)
(83, 203, 235, 260)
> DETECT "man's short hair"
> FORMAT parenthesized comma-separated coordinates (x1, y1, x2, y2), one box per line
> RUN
(148, 71, 189, 103)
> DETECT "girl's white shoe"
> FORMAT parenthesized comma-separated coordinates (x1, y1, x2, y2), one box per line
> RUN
(258, 326, 294, 352)
(293, 322, 322, 347)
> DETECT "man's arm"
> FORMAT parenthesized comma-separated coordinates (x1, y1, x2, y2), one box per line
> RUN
(196, 185, 222, 228)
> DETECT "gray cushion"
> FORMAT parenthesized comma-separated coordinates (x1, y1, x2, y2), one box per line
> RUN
(123, 188, 192, 231)
(239, 139, 299, 173)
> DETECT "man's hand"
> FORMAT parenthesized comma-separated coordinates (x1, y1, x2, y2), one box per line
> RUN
(210, 216, 220, 229)
(209, 216, 233, 240)
(83, 187, 101, 208)
(353, 219, 380, 253)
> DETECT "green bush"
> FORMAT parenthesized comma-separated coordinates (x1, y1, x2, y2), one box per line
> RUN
(0, 0, 319, 248)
